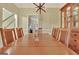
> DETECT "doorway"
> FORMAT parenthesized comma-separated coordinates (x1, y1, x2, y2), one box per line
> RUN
(28, 15, 39, 33)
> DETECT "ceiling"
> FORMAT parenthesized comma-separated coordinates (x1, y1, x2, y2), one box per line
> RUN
(14, 3, 65, 8)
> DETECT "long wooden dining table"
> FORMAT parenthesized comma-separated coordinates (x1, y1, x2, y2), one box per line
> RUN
(0, 33, 77, 55)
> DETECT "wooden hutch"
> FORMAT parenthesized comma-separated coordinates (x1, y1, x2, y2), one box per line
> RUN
(60, 3, 79, 29)
(60, 3, 79, 54)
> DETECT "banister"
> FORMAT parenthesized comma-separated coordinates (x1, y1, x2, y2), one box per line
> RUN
(2, 14, 14, 22)
(5, 20, 15, 28)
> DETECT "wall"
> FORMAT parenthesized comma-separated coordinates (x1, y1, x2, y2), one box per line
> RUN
(18, 8, 60, 34)
(40, 8, 60, 34)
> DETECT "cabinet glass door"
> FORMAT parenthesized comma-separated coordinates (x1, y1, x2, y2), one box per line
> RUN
(73, 7, 78, 28)
(66, 7, 71, 29)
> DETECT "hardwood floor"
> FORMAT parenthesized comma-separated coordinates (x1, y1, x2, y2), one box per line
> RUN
(2, 33, 77, 55)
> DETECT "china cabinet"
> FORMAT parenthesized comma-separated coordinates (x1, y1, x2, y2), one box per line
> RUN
(61, 3, 79, 29)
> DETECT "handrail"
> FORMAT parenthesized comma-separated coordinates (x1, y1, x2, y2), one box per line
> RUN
(5, 20, 15, 28)
(2, 14, 14, 22)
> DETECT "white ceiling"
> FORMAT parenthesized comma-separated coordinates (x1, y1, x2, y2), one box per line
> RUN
(14, 3, 65, 8)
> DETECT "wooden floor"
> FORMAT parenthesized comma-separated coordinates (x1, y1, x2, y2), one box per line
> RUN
(2, 33, 77, 55)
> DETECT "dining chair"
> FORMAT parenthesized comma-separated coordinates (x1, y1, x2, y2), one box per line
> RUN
(15, 28, 24, 39)
(58, 29, 68, 46)
(1, 29, 15, 46)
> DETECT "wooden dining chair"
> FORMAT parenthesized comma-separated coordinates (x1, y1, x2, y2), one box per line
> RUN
(15, 28, 24, 38)
(56, 28, 60, 40)
(12, 28, 18, 40)
(58, 29, 68, 46)
(52, 28, 55, 38)
(52, 28, 60, 40)
(20, 28, 24, 36)
(1, 29, 15, 46)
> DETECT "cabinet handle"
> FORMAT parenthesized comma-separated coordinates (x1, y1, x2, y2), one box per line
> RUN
(74, 40, 77, 42)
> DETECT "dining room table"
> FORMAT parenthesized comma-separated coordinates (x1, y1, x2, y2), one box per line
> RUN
(0, 33, 77, 55)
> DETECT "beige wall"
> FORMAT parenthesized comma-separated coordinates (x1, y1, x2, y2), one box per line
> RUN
(0, 3, 19, 27)
(18, 8, 60, 34)
(40, 8, 60, 33)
